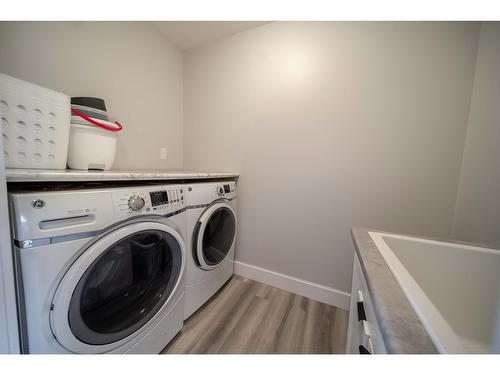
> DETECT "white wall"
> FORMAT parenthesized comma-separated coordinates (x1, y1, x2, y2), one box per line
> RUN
(184, 22, 480, 294)
(453, 23, 500, 247)
(0, 22, 183, 170)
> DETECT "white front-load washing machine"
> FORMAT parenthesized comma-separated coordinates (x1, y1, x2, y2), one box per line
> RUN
(184, 181, 237, 319)
(9, 184, 187, 354)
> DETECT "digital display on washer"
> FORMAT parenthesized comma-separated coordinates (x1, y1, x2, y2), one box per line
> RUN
(224, 184, 231, 193)
(150, 191, 168, 206)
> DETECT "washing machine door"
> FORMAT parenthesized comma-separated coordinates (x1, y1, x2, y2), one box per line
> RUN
(195, 201, 236, 270)
(50, 219, 184, 353)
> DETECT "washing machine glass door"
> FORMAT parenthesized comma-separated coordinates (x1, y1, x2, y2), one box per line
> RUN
(195, 201, 236, 270)
(50, 220, 184, 353)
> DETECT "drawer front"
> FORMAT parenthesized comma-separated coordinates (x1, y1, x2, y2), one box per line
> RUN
(346, 253, 387, 354)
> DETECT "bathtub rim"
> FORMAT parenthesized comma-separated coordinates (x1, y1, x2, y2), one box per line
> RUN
(352, 227, 500, 354)
(351, 227, 438, 354)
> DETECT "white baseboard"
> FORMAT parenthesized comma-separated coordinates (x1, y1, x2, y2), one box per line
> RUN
(233, 261, 351, 310)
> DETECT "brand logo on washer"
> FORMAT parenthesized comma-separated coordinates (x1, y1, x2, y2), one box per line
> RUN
(31, 199, 45, 209)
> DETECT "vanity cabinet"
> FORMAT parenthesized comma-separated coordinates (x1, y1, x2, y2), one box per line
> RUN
(346, 253, 387, 354)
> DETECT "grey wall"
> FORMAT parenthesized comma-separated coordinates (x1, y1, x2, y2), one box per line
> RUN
(453, 23, 500, 247)
(0, 22, 183, 170)
(183, 22, 480, 293)
(0, 20, 493, 296)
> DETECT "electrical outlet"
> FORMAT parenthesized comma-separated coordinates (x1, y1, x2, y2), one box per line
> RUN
(160, 147, 167, 160)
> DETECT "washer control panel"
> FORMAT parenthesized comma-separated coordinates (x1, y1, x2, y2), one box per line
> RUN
(128, 194, 146, 211)
(113, 185, 184, 217)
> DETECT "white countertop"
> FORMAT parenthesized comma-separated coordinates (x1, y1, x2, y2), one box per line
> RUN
(5, 169, 239, 183)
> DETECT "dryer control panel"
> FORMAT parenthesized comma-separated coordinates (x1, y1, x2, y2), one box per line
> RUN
(184, 181, 237, 206)
(113, 185, 185, 218)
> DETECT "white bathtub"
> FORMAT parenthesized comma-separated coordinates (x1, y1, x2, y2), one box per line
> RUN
(369, 231, 500, 354)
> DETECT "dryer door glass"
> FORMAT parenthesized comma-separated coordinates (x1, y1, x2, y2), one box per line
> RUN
(200, 207, 236, 267)
(67, 229, 182, 345)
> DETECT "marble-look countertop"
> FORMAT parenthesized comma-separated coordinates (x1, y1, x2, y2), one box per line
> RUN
(5, 168, 239, 183)
(351, 228, 438, 354)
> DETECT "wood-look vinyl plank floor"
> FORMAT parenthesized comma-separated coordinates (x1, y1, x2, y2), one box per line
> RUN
(162, 275, 349, 354)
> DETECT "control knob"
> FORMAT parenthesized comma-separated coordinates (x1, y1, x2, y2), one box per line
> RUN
(128, 194, 145, 211)
(216, 186, 224, 196)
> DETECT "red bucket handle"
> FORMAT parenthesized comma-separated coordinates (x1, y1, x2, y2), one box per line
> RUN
(71, 108, 123, 132)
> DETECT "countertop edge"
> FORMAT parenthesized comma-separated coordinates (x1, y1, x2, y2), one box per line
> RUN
(5, 169, 240, 183)
(350, 227, 438, 354)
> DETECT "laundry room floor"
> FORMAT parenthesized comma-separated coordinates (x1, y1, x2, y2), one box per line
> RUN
(162, 275, 349, 354)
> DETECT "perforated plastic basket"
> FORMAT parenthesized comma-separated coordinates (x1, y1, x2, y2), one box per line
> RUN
(0, 73, 70, 169)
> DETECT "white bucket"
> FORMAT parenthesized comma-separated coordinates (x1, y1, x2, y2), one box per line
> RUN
(67, 122, 118, 170)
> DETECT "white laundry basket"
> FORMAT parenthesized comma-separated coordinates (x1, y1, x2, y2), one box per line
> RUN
(0, 73, 70, 169)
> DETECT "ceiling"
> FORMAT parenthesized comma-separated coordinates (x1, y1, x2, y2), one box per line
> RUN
(153, 21, 270, 50)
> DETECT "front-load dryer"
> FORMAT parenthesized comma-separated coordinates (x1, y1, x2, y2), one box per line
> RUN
(9, 184, 187, 354)
(184, 181, 237, 319)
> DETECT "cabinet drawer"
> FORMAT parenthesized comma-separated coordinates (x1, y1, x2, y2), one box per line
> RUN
(346, 253, 387, 354)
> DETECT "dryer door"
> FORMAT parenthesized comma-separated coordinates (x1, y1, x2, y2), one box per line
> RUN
(195, 201, 236, 270)
(50, 219, 184, 353)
